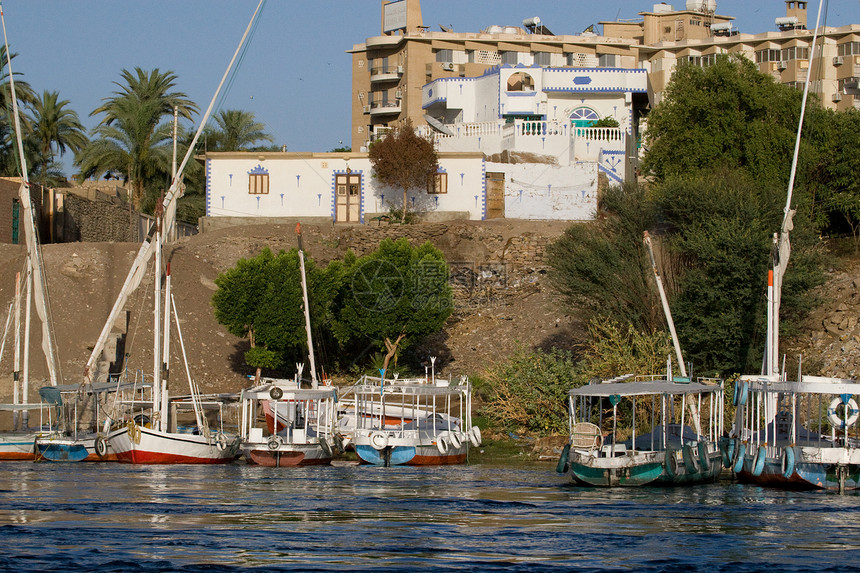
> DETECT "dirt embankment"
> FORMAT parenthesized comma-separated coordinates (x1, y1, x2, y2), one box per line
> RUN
(1, 221, 858, 404)
(0, 220, 578, 399)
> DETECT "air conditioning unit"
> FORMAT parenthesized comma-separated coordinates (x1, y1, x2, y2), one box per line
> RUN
(362, 105, 371, 113)
(396, 65, 404, 74)
(441, 62, 454, 71)
(395, 89, 403, 99)
(833, 56, 844, 66)
(832, 92, 843, 102)
(777, 60, 788, 71)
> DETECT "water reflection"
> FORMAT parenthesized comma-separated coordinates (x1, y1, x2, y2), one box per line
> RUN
(0, 461, 857, 570)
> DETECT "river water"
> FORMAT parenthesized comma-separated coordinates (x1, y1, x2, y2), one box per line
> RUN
(0, 460, 856, 571)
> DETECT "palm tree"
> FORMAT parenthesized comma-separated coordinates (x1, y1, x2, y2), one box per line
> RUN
(91, 67, 197, 126)
(29, 90, 88, 183)
(207, 109, 274, 151)
(0, 45, 38, 177)
(76, 95, 173, 208)
(77, 68, 199, 209)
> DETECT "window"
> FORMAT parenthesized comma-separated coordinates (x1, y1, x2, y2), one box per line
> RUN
(435, 49, 453, 63)
(534, 52, 552, 67)
(838, 42, 860, 57)
(506, 71, 534, 91)
(755, 49, 781, 63)
(428, 172, 447, 194)
(248, 166, 269, 194)
(781, 46, 809, 61)
(598, 54, 616, 68)
(569, 106, 599, 128)
(501, 51, 518, 66)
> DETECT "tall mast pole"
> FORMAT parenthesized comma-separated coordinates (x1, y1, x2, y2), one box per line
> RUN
(296, 224, 317, 388)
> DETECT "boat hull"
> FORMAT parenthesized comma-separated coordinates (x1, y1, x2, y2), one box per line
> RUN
(568, 450, 722, 487)
(355, 443, 468, 466)
(109, 425, 238, 465)
(34, 434, 119, 462)
(243, 444, 331, 467)
(0, 433, 37, 461)
(737, 451, 860, 491)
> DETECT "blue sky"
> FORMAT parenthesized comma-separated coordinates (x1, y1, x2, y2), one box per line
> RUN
(3, 0, 858, 176)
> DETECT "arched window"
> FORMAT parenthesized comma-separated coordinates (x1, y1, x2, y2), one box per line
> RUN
(569, 107, 599, 127)
(506, 72, 535, 92)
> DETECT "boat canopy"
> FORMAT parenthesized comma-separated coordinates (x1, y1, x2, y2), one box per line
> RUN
(569, 380, 721, 398)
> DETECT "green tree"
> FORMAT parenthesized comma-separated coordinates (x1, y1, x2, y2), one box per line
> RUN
(547, 182, 661, 334)
(212, 247, 343, 379)
(206, 109, 274, 151)
(333, 238, 452, 373)
(77, 68, 198, 209)
(656, 170, 823, 374)
(368, 118, 438, 221)
(642, 54, 802, 186)
(0, 46, 38, 177)
(28, 90, 87, 184)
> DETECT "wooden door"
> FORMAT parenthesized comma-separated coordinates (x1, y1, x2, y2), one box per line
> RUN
(485, 172, 505, 219)
(336, 173, 362, 223)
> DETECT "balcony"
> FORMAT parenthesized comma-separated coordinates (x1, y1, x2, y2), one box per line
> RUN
(370, 100, 402, 116)
(370, 65, 404, 84)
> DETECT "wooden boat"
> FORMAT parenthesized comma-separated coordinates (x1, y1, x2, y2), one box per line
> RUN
(345, 373, 480, 466)
(726, 0, 860, 492)
(561, 373, 724, 487)
(238, 378, 337, 466)
(730, 375, 860, 491)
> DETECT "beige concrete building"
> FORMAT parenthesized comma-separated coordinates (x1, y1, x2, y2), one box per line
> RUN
(349, 0, 859, 152)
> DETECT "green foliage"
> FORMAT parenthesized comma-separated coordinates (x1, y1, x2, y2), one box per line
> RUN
(657, 170, 823, 375)
(76, 67, 198, 210)
(547, 183, 661, 333)
(479, 321, 674, 436)
(205, 109, 274, 152)
(368, 118, 438, 219)
(478, 346, 579, 435)
(333, 238, 452, 357)
(212, 247, 344, 372)
(642, 54, 801, 186)
(591, 116, 620, 128)
(244, 345, 282, 371)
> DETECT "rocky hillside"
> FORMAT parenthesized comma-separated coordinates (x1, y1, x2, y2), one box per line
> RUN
(0, 221, 858, 403)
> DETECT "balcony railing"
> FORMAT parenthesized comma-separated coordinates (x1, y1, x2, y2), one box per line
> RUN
(370, 65, 404, 83)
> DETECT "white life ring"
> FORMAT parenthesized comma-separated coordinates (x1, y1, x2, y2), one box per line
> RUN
(448, 431, 463, 449)
(469, 426, 482, 447)
(370, 432, 389, 450)
(215, 433, 228, 451)
(436, 432, 450, 454)
(94, 436, 108, 458)
(827, 396, 860, 429)
(267, 435, 283, 451)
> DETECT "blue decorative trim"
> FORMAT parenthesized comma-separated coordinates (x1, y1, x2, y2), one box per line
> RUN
(544, 87, 647, 93)
(504, 91, 537, 97)
(248, 164, 269, 175)
(422, 96, 448, 109)
(205, 159, 211, 216)
(601, 150, 625, 156)
(599, 163, 624, 184)
(481, 160, 487, 220)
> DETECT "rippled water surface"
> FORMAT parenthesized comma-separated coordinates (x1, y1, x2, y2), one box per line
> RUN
(0, 460, 858, 571)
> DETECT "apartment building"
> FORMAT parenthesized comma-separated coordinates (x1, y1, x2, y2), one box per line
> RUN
(349, 0, 859, 152)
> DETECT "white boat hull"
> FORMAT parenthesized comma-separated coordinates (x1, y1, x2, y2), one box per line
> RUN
(108, 424, 238, 464)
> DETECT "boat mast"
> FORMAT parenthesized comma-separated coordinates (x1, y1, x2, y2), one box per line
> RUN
(296, 224, 318, 388)
(82, 0, 267, 385)
(0, 2, 59, 387)
(768, 0, 825, 378)
(643, 232, 686, 378)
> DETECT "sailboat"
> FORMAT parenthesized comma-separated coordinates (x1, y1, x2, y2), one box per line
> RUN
(729, 0, 860, 493)
(90, 2, 267, 464)
(0, 9, 61, 460)
(237, 224, 338, 467)
(558, 233, 724, 487)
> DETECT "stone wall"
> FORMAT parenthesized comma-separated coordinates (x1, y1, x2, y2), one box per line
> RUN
(59, 192, 138, 243)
